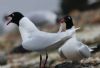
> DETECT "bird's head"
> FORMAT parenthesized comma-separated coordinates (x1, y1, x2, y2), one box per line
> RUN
(60, 16, 73, 29)
(4, 12, 24, 26)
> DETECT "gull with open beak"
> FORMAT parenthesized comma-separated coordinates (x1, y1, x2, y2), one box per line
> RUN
(58, 16, 100, 62)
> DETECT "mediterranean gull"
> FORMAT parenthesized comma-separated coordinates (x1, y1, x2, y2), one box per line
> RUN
(58, 16, 100, 62)
(9, 11, 60, 54)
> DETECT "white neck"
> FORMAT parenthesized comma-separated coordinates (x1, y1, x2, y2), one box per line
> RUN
(19, 17, 39, 41)
(19, 17, 39, 32)
(58, 24, 77, 38)
(71, 26, 76, 37)
(58, 23, 63, 33)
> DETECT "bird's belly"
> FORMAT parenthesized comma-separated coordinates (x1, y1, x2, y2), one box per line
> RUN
(22, 37, 62, 51)
(22, 41, 49, 51)
(61, 45, 83, 61)
(22, 32, 69, 52)
(59, 38, 90, 61)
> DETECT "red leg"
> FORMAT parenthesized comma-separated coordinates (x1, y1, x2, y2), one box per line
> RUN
(44, 51, 48, 68)
(40, 54, 42, 68)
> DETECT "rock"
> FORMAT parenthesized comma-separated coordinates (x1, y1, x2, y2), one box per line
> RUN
(55, 62, 82, 68)
(55, 62, 93, 68)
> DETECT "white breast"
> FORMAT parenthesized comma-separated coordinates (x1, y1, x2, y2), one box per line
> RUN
(19, 17, 39, 41)
(58, 35, 91, 61)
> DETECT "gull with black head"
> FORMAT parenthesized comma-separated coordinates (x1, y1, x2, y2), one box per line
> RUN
(58, 16, 100, 63)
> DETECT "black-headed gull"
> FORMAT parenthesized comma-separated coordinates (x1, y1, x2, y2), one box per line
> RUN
(58, 16, 100, 62)
(4, 12, 78, 68)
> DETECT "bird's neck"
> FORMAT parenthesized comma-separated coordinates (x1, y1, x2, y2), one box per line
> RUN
(19, 17, 39, 32)
(19, 17, 39, 41)
(58, 23, 63, 32)
(70, 26, 76, 37)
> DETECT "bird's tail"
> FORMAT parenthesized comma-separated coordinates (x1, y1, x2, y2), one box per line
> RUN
(90, 44, 100, 53)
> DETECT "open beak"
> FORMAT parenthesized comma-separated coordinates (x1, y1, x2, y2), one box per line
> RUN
(4, 15, 12, 25)
(59, 18, 65, 24)
(56, 18, 65, 25)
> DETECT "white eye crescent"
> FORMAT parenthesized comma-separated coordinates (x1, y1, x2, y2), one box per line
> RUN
(12, 14, 14, 16)
(68, 17, 71, 19)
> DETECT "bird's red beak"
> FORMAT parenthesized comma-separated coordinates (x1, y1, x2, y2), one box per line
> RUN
(4, 15, 12, 25)
(59, 18, 64, 24)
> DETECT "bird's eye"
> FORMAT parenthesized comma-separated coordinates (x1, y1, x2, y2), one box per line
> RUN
(12, 14, 14, 16)
(68, 17, 71, 19)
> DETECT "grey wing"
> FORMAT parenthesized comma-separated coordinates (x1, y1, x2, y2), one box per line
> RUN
(78, 42, 91, 58)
